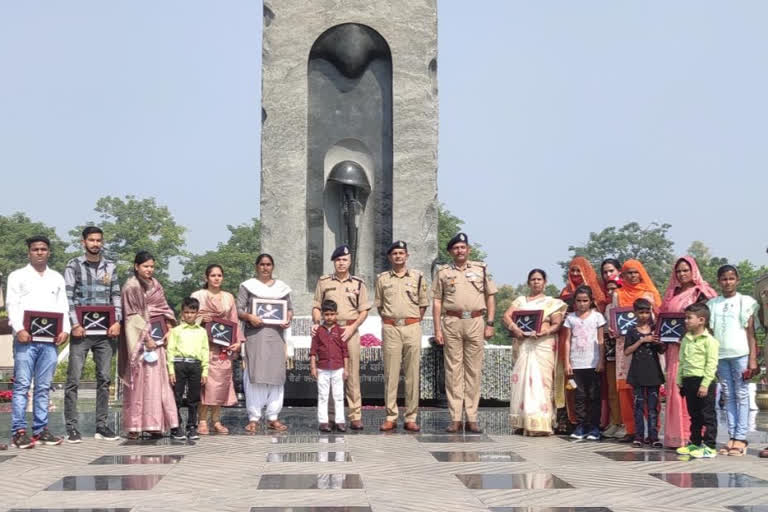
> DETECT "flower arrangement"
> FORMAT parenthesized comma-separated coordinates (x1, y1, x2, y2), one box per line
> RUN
(360, 333, 381, 347)
(0, 390, 12, 402)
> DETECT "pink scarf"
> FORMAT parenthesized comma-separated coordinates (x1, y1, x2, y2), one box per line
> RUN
(660, 256, 718, 313)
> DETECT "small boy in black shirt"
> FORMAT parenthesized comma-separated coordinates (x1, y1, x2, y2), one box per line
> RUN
(624, 298, 666, 448)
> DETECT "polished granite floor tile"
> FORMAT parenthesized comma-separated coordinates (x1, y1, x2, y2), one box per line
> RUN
(257, 474, 364, 490)
(0, 454, 16, 463)
(90, 455, 183, 465)
(267, 451, 352, 462)
(45, 475, 164, 491)
(270, 435, 345, 444)
(119, 438, 195, 447)
(489, 508, 611, 512)
(249, 508, 372, 512)
(416, 434, 493, 443)
(8, 509, 133, 512)
(650, 473, 768, 488)
(9, 509, 133, 512)
(456, 473, 573, 489)
(595, 451, 687, 462)
(431, 451, 524, 462)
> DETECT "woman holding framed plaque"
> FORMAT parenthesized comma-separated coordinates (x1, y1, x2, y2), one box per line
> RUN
(118, 251, 178, 439)
(613, 259, 662, 441)
(237, 253, 294, 432)
(191, 264, 244, 435)
(503, 269, 567, 435)
(659, 256, 717, 448)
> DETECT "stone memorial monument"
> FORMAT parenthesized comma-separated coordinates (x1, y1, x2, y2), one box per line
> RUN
(260, 0, 439, 315)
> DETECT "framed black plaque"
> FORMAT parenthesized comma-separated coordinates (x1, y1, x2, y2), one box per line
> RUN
(610, 307, 637, 336)
(23, 310, 63, 343)
(250, 298, 287, 325)
(511, 310, 543, 334)
(149, 316, 168, 345)
(206, 317, 237, 347)
(656, 312, 686, 343)
(76, 305, 115, 336)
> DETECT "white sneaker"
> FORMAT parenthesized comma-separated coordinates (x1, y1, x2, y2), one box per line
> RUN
(602, 424, 619, 438)
(613, 425, 626, 439)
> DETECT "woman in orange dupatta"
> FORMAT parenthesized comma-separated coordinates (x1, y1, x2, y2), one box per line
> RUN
(119, 251, 178, 439)
(614, 259, 661, 441)
(556, 257, 607, 430)
(191, 264, 245, 435)
(659, 256, 717, 448)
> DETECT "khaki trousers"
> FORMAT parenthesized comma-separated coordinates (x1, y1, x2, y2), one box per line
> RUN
(382, 323, 421, 423)
(442, 316, 485, 422)
(345, 331, 362, 421)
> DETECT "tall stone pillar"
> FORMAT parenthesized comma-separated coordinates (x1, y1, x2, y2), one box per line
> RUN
(260, 0, 438, 316)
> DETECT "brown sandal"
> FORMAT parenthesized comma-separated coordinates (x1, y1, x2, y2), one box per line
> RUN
(244, 421, 259, 433)
(213, 422, 229, 435)
(728, 440, 747, 456)
(198, 420, 209, 435)
(268, 420, 288, 432)
(718, 439, 734, 455)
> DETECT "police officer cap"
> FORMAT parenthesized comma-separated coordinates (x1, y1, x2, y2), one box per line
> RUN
(446, 232, 469, 251)
(330, 244, 351, 261)
(387, 240, 408, 254)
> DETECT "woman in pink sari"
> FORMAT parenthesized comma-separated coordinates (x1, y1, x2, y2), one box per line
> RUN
(191, 264, 244, 435)
(119, 251, 178, 439)
(660, 256, 717, 448)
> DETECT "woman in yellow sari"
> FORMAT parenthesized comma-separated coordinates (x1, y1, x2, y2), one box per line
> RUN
(503, 269, 567, 435)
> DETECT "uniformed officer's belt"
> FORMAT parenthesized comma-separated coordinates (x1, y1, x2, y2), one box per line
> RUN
(445, 310, 484, 319)
(173, 357, 201, 364)
(382, 316, 420, 326)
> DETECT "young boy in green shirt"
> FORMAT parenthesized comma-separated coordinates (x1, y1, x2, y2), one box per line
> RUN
(676, 302, 719, 458)
(167, 297, 209, 440)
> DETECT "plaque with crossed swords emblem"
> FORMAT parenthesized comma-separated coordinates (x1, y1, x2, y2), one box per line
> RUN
(250, 298, 287, 326)
(206, 317, 238, 347)
(655, 312, 686, 343)
(510, 309, 544, 335)
(76, 306, 115, 336)
(149, 316, 168, 345)
(610, 307, 637, 336)
(23, 310, 63, 342)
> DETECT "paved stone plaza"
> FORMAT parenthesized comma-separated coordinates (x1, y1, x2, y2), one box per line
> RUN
(2, 401, 768, 512)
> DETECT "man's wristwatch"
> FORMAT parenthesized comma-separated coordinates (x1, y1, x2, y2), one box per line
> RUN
(486, 320, 495, 327)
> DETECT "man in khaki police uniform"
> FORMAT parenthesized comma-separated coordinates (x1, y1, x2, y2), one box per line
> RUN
(433, 233, 496, 433)
(312, 244, 370, 430)
(375, 240, 429, 432)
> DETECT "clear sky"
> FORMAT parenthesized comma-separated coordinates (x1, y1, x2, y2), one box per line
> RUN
(1, 1, 766, 286)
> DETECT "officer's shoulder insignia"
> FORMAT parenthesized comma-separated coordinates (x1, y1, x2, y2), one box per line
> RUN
(471, 261, 487, 268)
(351, 275, 364, 282)
(319, 275, 331, 281)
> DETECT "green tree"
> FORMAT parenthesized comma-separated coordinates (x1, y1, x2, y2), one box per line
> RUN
(436, 203, 486, 265)
(70, 196, 187, 284)
(0, 213, 70, 281)
(561, 222, 675, 287)
(167, 218, 262, 307)
(687, 241, 767, 298)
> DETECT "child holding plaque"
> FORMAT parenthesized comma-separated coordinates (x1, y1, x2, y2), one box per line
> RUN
(707, 265, 759, 456)
(624, 298, 666, 448)
(563, 285, 606, 441)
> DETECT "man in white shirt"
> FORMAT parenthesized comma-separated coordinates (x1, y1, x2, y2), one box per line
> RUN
(6, 236, 70, 449)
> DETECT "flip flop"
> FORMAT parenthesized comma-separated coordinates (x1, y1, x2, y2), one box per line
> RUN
(719, 439, 735, 455)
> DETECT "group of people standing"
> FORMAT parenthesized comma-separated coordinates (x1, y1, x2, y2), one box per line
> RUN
(505, 254, 766, 458)
(2, 227, 496, 447)
(3, 225, 766, 458)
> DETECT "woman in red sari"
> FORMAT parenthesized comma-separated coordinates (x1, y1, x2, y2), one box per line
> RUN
(119, 251, 178, 439)
(191, 264, 244, 435)
(659, 256, 717, 448)
(614, 259, 661, 441)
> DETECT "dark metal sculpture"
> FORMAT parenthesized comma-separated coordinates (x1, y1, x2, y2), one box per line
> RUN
(327, 160, 371, 274)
